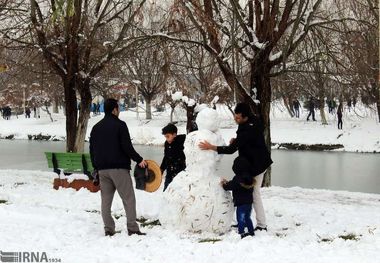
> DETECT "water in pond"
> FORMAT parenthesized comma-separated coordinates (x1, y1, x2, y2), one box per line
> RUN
(0, 140, 379, 194)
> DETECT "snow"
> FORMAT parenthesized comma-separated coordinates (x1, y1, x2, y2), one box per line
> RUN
(269, 51, 282, 61)
(160, 108, 234, 234)
(0, 169, 379, 263)
(64, 173, 90, 183)
(194, 103, 208, 113)
(171, 91, 183, 101)
(0, 102, 379, 152)
(211, 95, 219, 105)
(180, 95, 196, 107)
(102, 41, 112, 47)
(78, 70, 89, 79)
(195, 108, 220, 132)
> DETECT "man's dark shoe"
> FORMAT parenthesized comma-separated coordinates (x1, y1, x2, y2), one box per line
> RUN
(105, 231, 115, 236)
(105, 230, 121, 236)
(254, 226, 268, 231)
(240, 233, 254, 239)
(128, 230, 146, 236)
(231, 224, 238, 228)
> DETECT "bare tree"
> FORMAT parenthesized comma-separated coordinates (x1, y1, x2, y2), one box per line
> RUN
(1, 0, 148, 152)
(122, 40, 169, 120)
(171, 0, 342, 185)
(336, 0, 379, 121)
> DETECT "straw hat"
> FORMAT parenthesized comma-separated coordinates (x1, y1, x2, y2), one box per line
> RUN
(134, 160, 162, 192)
(144, 160, 162, 192)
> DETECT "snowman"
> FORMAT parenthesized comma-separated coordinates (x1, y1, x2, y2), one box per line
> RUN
(159, 108, 234, 234)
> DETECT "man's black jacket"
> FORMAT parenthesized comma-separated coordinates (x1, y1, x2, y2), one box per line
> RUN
(160, 134, 186, 175)
(90, 114, 143, 170)
(217, 116, 273, 176)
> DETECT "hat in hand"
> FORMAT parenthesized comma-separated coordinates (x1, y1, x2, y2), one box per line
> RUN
(133, 160, 162, 192)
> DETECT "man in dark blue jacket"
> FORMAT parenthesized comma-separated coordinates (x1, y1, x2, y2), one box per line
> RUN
(90, 98, 147, 237)
(199, 102, 272, 231)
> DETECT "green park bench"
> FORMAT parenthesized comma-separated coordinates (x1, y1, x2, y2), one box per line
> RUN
(45, 152, 94, 178)
(45, 152, 99, 192)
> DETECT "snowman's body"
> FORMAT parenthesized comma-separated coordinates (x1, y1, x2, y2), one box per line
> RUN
(159, 108, 234, 234)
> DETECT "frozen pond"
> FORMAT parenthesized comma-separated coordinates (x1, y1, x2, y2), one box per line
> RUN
(0, 140, 379, 194)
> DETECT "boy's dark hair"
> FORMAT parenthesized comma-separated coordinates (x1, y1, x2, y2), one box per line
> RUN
(234, 103, 252, 118)
(104, 98, 118, 115)
(233, 156, 254, 187)
(162, 123, 178, 135)
(232, 156, 252, 175)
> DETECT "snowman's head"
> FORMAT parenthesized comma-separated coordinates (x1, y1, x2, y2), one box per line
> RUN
(184, 130, 218, 173)
(196, 108, 219, 132)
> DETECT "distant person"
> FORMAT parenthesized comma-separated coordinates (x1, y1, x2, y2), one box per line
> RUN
(306, 97, 316, 121)
(347, 99, 352, 112)
(5, 106, 11, 120)
(25, 107, 31, 118)
(293, 99, 300, 118)
(221, 156, 255, 239)
(327, 100, 333, 114)
(90, 98, 147, 237)
(33, 107, 37, 118)
(160, 123, 186, 191)
(337, 103, 343, 130)
(331, 99, 337, 114)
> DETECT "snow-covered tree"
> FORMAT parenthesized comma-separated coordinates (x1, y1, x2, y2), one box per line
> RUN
(2, 0, 149, 152)
(171, 0, 343, 185)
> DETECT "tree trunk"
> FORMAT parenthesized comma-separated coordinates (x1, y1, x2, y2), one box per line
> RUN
(74, 82, 92, 152)
(376, 85, 380, 123)
(145, 97, 152, 120)
(283, 96, 294, 118)
(53, 96, 59, 113)
(185, 104, 196, 134)
(213, 57, 273, 186)
(319, 98, 328, 125)
(63, 77, 78, 152)
(250, 71, 272, 187)
(170, 106, 175, 123)
(42, 103, 54, 122)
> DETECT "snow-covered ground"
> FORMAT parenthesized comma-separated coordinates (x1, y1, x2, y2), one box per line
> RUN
(0, 102, 379, 152)
(0, 170, 379, 263)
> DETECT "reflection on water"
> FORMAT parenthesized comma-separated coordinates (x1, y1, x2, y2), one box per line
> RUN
(0, 140, 379, 194)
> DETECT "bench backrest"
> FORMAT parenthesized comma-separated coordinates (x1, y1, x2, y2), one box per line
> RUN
(45, 152, 94, 173)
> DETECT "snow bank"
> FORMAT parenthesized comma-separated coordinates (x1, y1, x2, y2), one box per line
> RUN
(0, 169, 379, 263)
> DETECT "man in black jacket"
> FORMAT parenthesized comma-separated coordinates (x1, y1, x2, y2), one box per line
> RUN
(90, 98, 147, 237)
(199, 102, 273, 231)
(160, 123, 186, 191)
